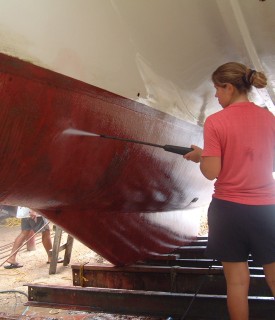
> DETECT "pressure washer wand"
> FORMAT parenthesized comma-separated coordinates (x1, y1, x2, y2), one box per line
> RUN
(100, 134, 193, 156)
(63, 128, 193, 156)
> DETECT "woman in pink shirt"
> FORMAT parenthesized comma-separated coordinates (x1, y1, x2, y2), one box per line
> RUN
(185, 62, 275, 320)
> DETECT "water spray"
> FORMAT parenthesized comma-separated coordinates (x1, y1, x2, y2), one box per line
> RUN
(63, 128, 193, 156)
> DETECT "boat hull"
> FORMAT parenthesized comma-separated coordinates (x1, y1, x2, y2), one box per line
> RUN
(0, 53, 212, 265)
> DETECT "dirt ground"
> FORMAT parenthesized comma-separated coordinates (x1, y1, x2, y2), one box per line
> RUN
(0, 214, 208, 319)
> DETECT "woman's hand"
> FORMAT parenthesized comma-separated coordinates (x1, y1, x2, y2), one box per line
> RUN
(183, 145, 220, 180)
(183, 145, 202, 163)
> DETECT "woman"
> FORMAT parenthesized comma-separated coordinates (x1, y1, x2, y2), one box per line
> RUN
(184, 62, 275, 320)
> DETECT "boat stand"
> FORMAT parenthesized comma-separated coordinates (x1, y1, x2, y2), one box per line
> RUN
(27, 236, 275, 319)
(48, 226, 74, 274)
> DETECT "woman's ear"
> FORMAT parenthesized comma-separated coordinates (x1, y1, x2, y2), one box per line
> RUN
(224, 83, 235, 95)
(226, 83, 235, 93)
(224, 83, 233, 90)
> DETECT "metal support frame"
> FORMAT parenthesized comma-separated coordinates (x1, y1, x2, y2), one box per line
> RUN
(26, 236, 275, 319)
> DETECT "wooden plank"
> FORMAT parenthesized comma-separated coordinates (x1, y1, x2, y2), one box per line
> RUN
(64, 234, 74, 266)
(142, 258, 263, 272)
(145, 254, 181, 261)
(48, 227, 74, 274)
(173, 246, 206, 259)
(48, 227, 63, 274)
(186, 240, 208, 247)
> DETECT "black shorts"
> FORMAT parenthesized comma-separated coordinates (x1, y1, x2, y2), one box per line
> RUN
(21, 216, 49, 233)
(205, 198, 275, 265)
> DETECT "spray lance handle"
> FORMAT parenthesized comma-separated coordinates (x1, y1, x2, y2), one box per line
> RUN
(163, 145, 193, 155)
(100, 134, 194, 156)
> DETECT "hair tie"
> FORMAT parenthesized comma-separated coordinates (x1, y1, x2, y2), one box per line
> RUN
(243, 69, 256, 86)
(248, 70, 256, 84)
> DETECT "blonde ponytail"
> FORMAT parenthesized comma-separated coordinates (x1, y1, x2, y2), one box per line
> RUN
(212, 62, 267, 93)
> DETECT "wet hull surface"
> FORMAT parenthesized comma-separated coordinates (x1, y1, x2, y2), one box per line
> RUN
(0, 53, 213, 265)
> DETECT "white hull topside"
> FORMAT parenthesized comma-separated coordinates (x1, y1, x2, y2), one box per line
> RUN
(0, 0, 275, 125)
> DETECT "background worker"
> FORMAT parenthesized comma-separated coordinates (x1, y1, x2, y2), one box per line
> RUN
(184, 62, 275, 320)
(4, 207, 56, 269)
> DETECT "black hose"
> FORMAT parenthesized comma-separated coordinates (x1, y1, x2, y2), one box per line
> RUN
(180, 259, 216, 320)
(0, 290, 29, 315)
(0, 289, 28, 298)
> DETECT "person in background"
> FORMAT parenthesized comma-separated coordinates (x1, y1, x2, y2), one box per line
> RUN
(4, 207, 57, 269)
(184, 62, 275, 320)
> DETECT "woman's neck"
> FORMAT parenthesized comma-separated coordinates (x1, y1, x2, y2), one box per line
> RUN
(229, 92, 249, 105)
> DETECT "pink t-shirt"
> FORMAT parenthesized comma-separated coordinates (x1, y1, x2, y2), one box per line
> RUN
(202, 102, 275, 205)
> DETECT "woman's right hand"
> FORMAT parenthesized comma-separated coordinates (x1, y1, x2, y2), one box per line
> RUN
(183, 145, 202, 163)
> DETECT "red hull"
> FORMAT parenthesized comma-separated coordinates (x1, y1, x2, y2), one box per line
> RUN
(0, 53, 212, 265)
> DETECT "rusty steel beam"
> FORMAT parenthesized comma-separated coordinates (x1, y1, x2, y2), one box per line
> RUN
(26, 284, 275, 319)
(71, 263, 223, 293)
(71, 263, 271, 296)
